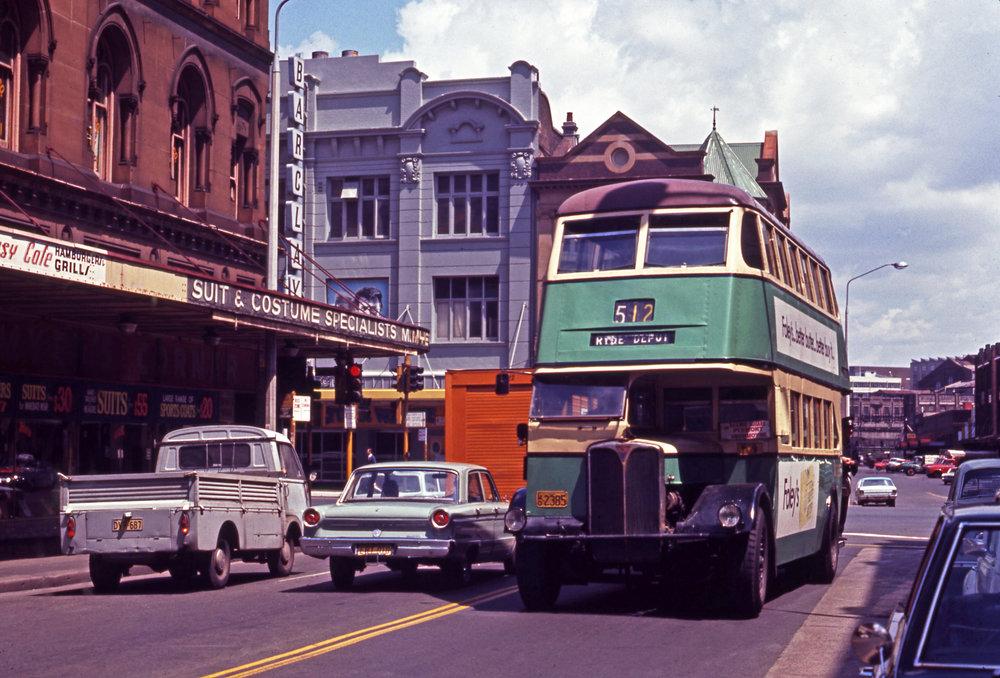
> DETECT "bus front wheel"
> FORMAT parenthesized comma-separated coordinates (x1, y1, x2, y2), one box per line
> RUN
(810, 503, 840, 584)
(730, 509, 771, 618)
(516, 541, 561, 611)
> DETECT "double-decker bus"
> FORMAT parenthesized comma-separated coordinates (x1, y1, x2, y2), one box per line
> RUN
(507, 178, 850, 617)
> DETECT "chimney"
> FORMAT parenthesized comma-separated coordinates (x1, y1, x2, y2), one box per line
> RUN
(562, 112, 578, 139)
(312, 51, 329, 59)
(341, 50, 358, 57)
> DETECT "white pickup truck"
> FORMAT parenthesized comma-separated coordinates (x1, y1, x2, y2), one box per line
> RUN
(59, 425, 309, 592)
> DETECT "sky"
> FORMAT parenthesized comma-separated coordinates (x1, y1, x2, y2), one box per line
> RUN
(273, 0, 1000, 368)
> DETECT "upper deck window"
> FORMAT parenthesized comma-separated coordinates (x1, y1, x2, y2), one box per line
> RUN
(645, 213, 729, 268)
(558, 215, 640, 273)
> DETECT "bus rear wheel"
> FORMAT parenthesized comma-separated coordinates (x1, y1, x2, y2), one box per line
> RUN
(516, 541, 561, 611)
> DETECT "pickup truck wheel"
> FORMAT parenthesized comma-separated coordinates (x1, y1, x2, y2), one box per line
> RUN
(330, 558, 355, 590)
(89, 554, 123, 593)
(168, 559, 199, 586)
(730, 509, 770, 618)
(267, 538, 295, 577)
(516, 542, 561, 611)
(201, 538, 231, 589)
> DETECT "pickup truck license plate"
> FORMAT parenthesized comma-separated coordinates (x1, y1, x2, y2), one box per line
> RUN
(354, 544, 394, 557)
(112, 518, 143, 531)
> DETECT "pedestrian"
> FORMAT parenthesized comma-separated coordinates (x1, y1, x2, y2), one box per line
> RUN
(365, 448, 376, 464)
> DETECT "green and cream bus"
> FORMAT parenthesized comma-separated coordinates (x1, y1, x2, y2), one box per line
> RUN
(507, 178, 850, 617)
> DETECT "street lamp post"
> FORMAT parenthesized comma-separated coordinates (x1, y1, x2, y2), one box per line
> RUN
(843, 261, 908, 462)
(844, 261, 908, 359)
(264, 0, 296, 430)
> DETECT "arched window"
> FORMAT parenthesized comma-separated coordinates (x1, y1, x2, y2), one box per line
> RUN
(89, 24, 138, 181)
(0, 18, 19, 149)
(172, 63, 211, 204)
(231, 94, 259, 218)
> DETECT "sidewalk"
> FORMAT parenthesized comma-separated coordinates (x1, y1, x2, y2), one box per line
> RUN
(0, 553, 94, 593)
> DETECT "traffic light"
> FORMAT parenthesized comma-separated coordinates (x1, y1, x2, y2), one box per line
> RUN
(495, 372, 510, 395)
(395, 364, 408, 393)
(344, 361, 363, 404)
(407, 365, 424, 392)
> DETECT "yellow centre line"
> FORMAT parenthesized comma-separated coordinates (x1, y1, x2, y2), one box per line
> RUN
(201, 586, 517, 678)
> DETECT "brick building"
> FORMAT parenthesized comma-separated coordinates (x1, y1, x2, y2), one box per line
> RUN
(0, 2, 425, 548)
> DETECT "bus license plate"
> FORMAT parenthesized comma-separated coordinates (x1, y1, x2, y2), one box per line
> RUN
(535, 491, 569, 509)
(354, 544, 394, 557)
(113, 518, 143, 531)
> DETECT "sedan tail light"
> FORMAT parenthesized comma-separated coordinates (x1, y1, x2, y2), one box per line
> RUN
(431, 509, 450, 528)
(303, 508, 321, 527)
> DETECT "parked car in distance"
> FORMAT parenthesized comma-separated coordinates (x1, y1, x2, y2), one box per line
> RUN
(941, 466, 956, 485)
(300, 462, 515, 589)
(883, 458, 908, 473)
(944, 459, 1000, 508)
(898, 459, 925, 476)
(855, 476, 898, 506)
(924, 457, 956, 479)
(852, 500, 1000, 676)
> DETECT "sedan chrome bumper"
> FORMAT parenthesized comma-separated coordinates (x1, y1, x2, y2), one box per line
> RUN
(299, 536, 455, 559)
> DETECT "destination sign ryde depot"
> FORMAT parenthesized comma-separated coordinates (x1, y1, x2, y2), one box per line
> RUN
(590, 330, 675, 347)
(188, 278, 429, 351)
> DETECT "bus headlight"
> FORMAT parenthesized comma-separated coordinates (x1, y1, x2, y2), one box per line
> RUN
(504, 506, 526, 533)
(718, 503, 741, 528)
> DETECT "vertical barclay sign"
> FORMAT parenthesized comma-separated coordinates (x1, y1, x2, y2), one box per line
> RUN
(284, 56, 305, 297)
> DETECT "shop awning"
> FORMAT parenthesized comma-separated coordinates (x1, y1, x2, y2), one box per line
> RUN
(0, 225, 429, 359)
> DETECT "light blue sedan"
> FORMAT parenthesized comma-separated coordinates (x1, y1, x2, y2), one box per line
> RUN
(301, 462, 515, 589)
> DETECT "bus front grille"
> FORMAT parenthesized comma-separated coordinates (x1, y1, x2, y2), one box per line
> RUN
(587, 445, 663, 535)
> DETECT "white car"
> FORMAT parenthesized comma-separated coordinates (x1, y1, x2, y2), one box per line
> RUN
(855, 476, 898, 507)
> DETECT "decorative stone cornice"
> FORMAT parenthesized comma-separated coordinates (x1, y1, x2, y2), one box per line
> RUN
(510, 150, 533, 182)
(400, 155, 421, 184)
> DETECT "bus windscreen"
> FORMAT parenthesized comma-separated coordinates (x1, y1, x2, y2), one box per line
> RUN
(530, 375, 627, 419)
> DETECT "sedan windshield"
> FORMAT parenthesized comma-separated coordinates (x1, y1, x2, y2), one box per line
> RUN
(530, 374, 626, 419)
(345, 468, 458, 502)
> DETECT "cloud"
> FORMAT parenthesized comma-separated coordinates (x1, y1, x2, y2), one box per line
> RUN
(279, 30, 341, 59)
(284, 1, 1000, 366)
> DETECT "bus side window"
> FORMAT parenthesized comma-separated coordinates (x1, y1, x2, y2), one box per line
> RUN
(799, 251, 816, 303)
(777, 233, 796, 291)
(740, 213, 764, 270)
(764, 224, 783, 281)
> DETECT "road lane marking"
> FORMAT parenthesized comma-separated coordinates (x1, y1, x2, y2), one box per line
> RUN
(844, 531, 928, 541)
(201, 586, 517, 678)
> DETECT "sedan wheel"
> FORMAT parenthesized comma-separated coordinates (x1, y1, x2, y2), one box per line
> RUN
(330, 557, 356, 590)
(442, 554, 473, 587)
